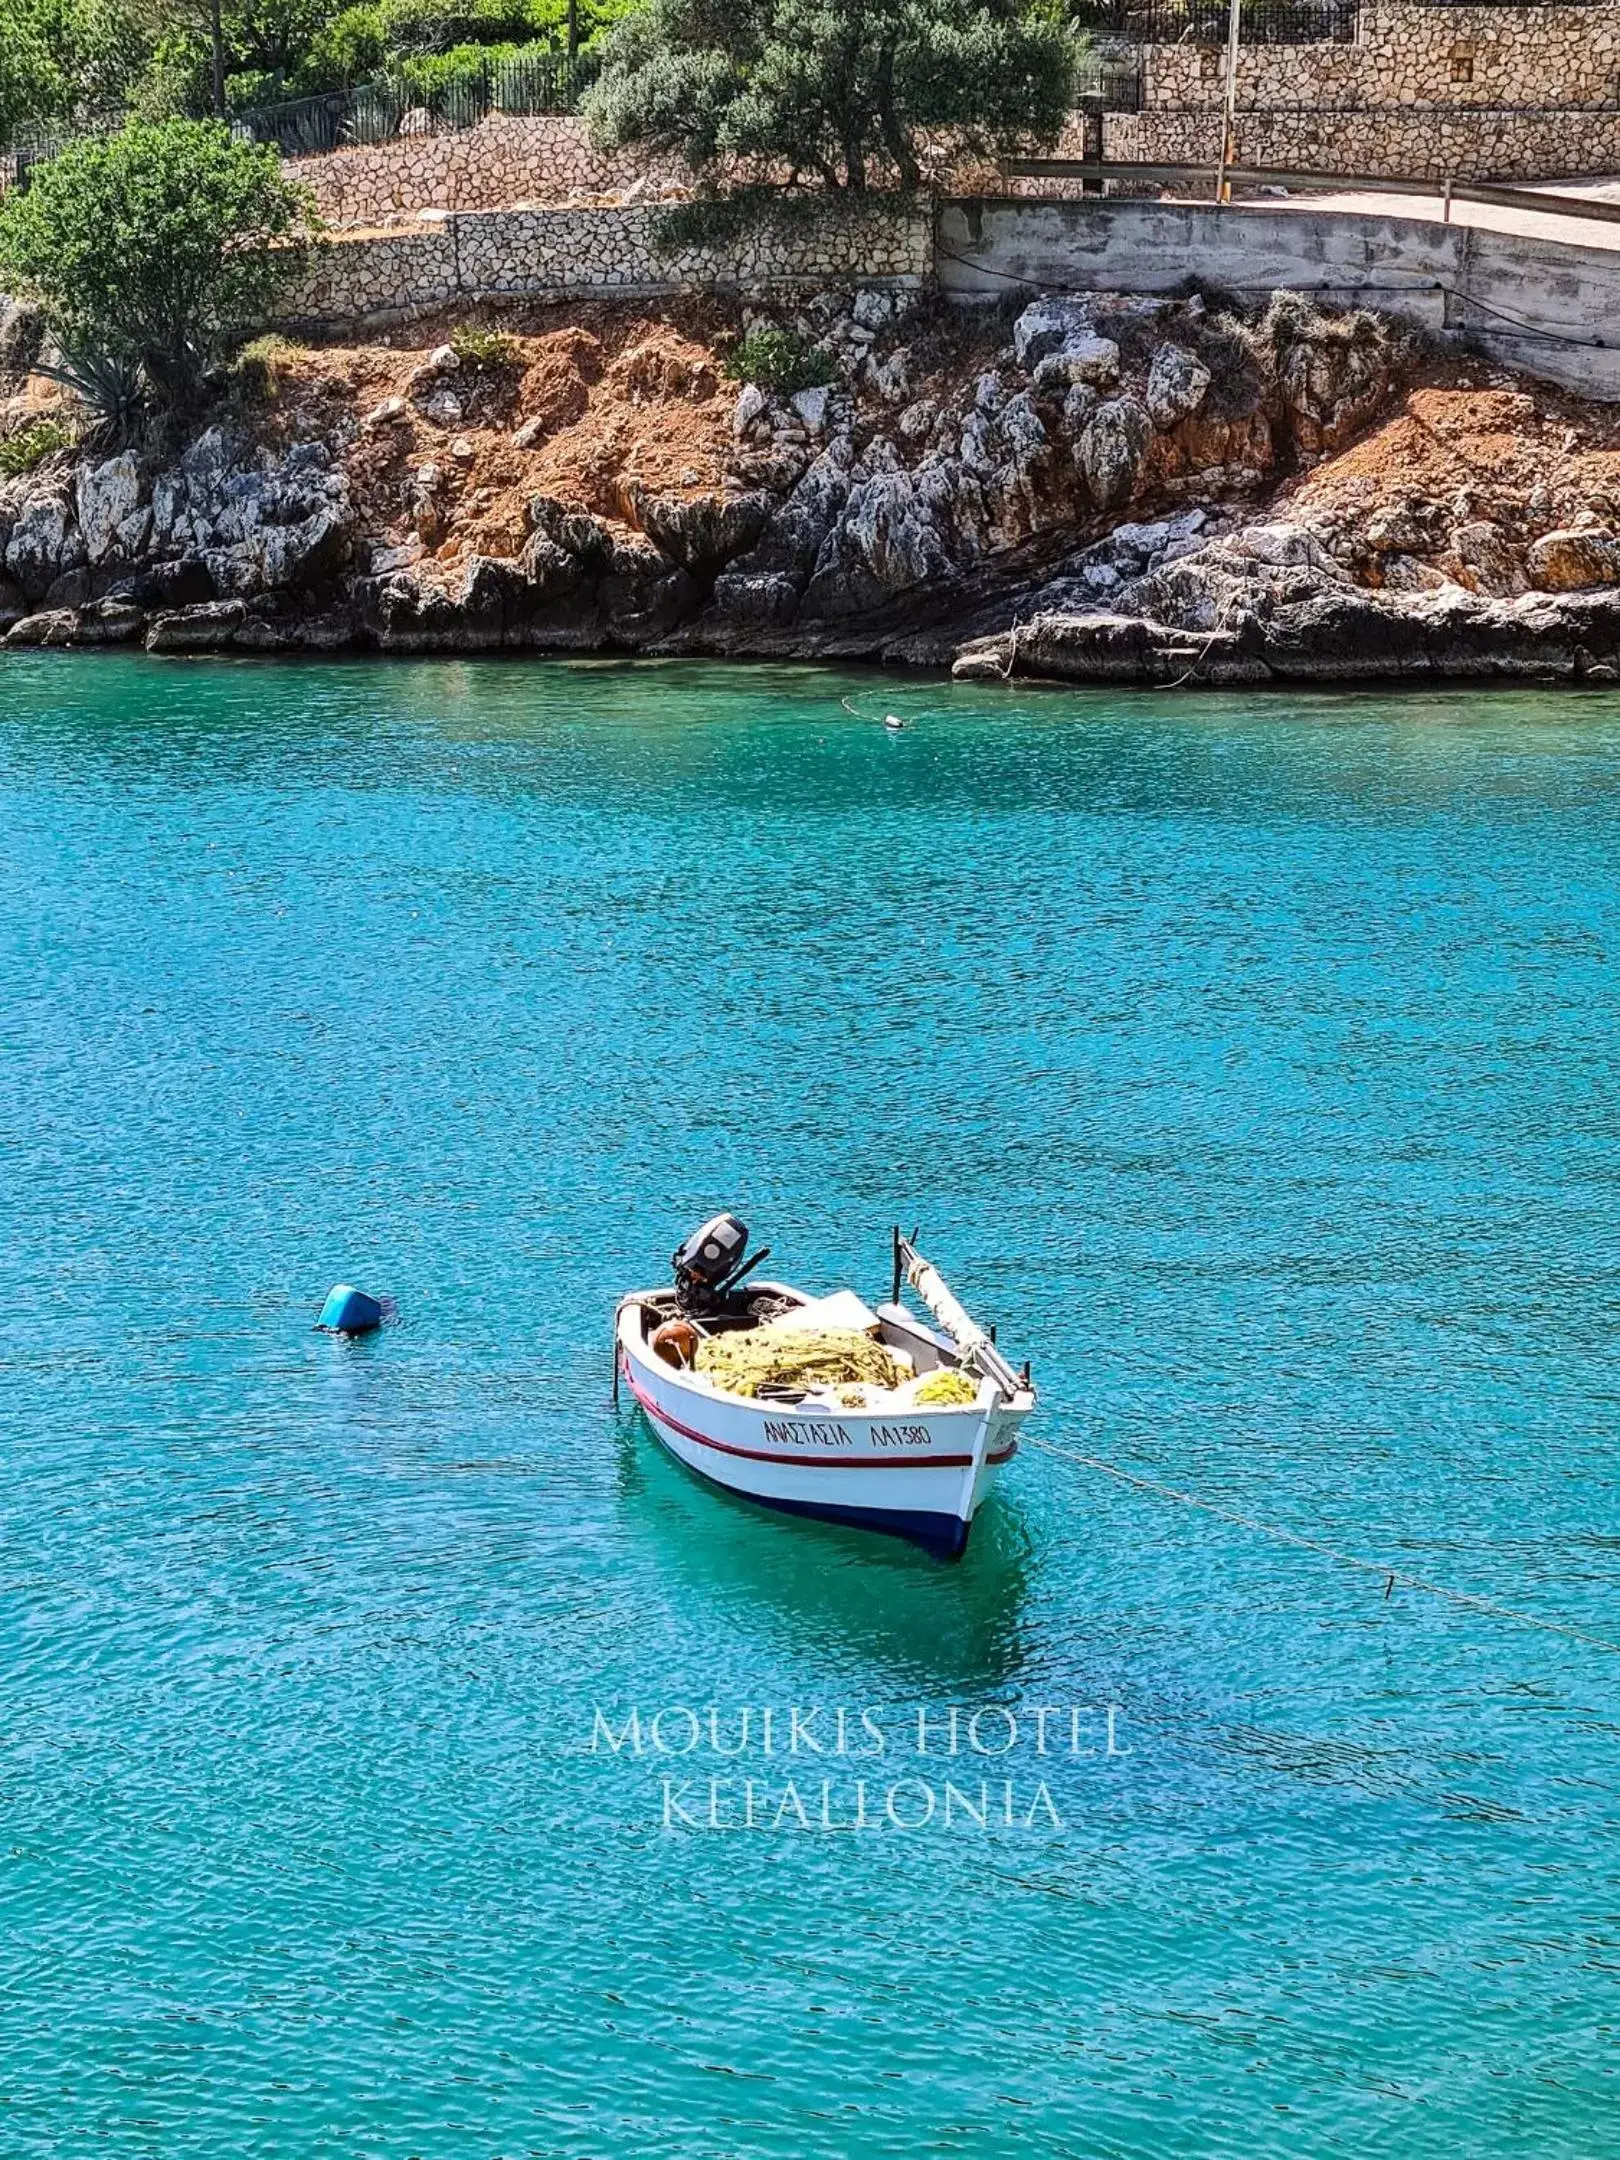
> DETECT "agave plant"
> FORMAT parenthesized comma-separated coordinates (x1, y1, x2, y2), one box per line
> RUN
(30, 346, 149, 445)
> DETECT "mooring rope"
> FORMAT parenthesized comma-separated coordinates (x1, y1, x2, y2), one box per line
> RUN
(1025, 1434, 1620, 1656)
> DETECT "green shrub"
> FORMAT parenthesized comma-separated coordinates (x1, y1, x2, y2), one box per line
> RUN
(722, 328, 835, 396)
(0, 416, 76, 477)
(294, 4, 389, 91)
(396, 37, 527, 96)
(0, 120, 314, 409)
(449, 323, 519, 368)
(231, 332, 306, 401)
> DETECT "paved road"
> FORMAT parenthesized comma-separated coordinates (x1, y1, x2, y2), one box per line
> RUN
(1281, 179, 1620, 254)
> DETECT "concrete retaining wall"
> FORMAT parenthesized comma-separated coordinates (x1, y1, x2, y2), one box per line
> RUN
(935, 196, 1620, 400)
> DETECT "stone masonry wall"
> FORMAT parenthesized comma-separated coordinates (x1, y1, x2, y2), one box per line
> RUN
(1117, 2, 1620, 179)
(290, 115, 690, 226)
(1105, 105, 1620, 181)
(1144, 3, 1620, 111)
(279, 201, 933, 327)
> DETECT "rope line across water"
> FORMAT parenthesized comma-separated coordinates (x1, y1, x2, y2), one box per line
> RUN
(1024, 1434, 1620, 1656)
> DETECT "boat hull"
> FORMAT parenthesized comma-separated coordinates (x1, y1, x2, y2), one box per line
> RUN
(617, 1305, 1023, 1558)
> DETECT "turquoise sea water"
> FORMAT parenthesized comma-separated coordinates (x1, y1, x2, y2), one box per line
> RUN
(2, 652, 1618, 2158)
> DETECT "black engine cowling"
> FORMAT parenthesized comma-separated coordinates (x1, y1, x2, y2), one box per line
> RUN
(672, 1214, 749, 1302)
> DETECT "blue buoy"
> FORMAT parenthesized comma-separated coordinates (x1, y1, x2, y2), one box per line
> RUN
(316, 1283, 386, 1334)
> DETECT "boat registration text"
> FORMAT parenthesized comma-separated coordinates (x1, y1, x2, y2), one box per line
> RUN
(761, 1419, 936, 1451)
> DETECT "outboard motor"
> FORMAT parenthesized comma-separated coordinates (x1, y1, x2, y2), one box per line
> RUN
(672, 1213, 767, 1318)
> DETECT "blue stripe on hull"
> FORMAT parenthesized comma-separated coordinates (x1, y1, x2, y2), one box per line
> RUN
(645, 1415, 972, 1559)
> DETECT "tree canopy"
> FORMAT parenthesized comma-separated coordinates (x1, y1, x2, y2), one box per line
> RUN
(0, 0, 630, 140)
(583, 0, 1077, 194)
(0, 0, 150, 141)
(0, 119, 311, 401)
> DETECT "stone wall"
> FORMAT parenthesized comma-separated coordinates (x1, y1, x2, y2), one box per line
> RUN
(280, 201, 933, 327)
(290, 115, 689, 226)
(1144, 3, 1620, 111)
(1104, 104, 1620, 181)
(1119, 1, 1620, 180)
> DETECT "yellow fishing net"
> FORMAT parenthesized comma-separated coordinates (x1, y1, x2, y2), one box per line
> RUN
(694, 1325, 905, 1400)
(914, 1368, 978, 1406)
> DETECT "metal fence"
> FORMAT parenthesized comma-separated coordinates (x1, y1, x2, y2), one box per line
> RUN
(1073, 54, 1146, 111)
(1072, 0, 1360, 40)
(237, 50, 598, 158)
(0, 114, 119, 195)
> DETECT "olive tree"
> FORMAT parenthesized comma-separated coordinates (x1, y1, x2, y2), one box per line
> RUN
(584, 0, 1077, 195)
(0, 119, 312, 404)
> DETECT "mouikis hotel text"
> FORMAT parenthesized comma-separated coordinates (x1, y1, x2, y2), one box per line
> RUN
(591, 1702, 1132, 1833)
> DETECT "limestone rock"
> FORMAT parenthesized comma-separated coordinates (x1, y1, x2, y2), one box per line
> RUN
(255, 503, 351, 592)
(596, 538, 698, 645)
(421, 388, 464, 428)
(1365, 501, 1437, 555)
(44, 567, 93, 610)
(362, 395, 408, 431)
(1145, 344, 1213, 429)
(1077, 399, 1153, 511)
(1381, 553, 1452, 594)
(732, 385, 768, 438)
(145, 600, 248, 652)
(728, 442, 855, 586)
(951, 524, 1620, 689)
(1232, 521, 1343, 573)
(1449, 519, 1526, 598)
(74, 599, 147, 644)
(1527, 526, 1620, 591)
(1011, 296, 1094, 369)
(868, 348, 911, 405)
(74, 453, 145, 564)
(852, 288, 898, 332)
(1033, 336, 1120, 394)
(1274, 320, 1395, 456)
(898, 398, 937, 444)
(5, 608, 81, 647)
(790, 384, 830, 435)
(1061, 382, 1100, 438)
(634, 490, 771, 579)
(5, 492, 85, 601)
(519, 532, 586, 601)
(802, 469, 956, 617)
(708, 569, 800, 626)
(457, 553, 535, 645)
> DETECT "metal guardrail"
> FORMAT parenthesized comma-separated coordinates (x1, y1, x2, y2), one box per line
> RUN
(1004, 157, 1620, 228)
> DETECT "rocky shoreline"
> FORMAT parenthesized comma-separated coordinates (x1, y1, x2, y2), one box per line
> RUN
(5, 284, 1620, 684)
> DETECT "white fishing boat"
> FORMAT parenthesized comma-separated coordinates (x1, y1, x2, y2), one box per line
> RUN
(615, 1217, 1035, 1558)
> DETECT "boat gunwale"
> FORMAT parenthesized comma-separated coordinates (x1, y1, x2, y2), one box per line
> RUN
(616, 1282, 1028, 1423)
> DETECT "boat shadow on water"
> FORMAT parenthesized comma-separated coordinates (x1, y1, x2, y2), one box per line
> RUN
(612, 1408, 1035, 1693)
